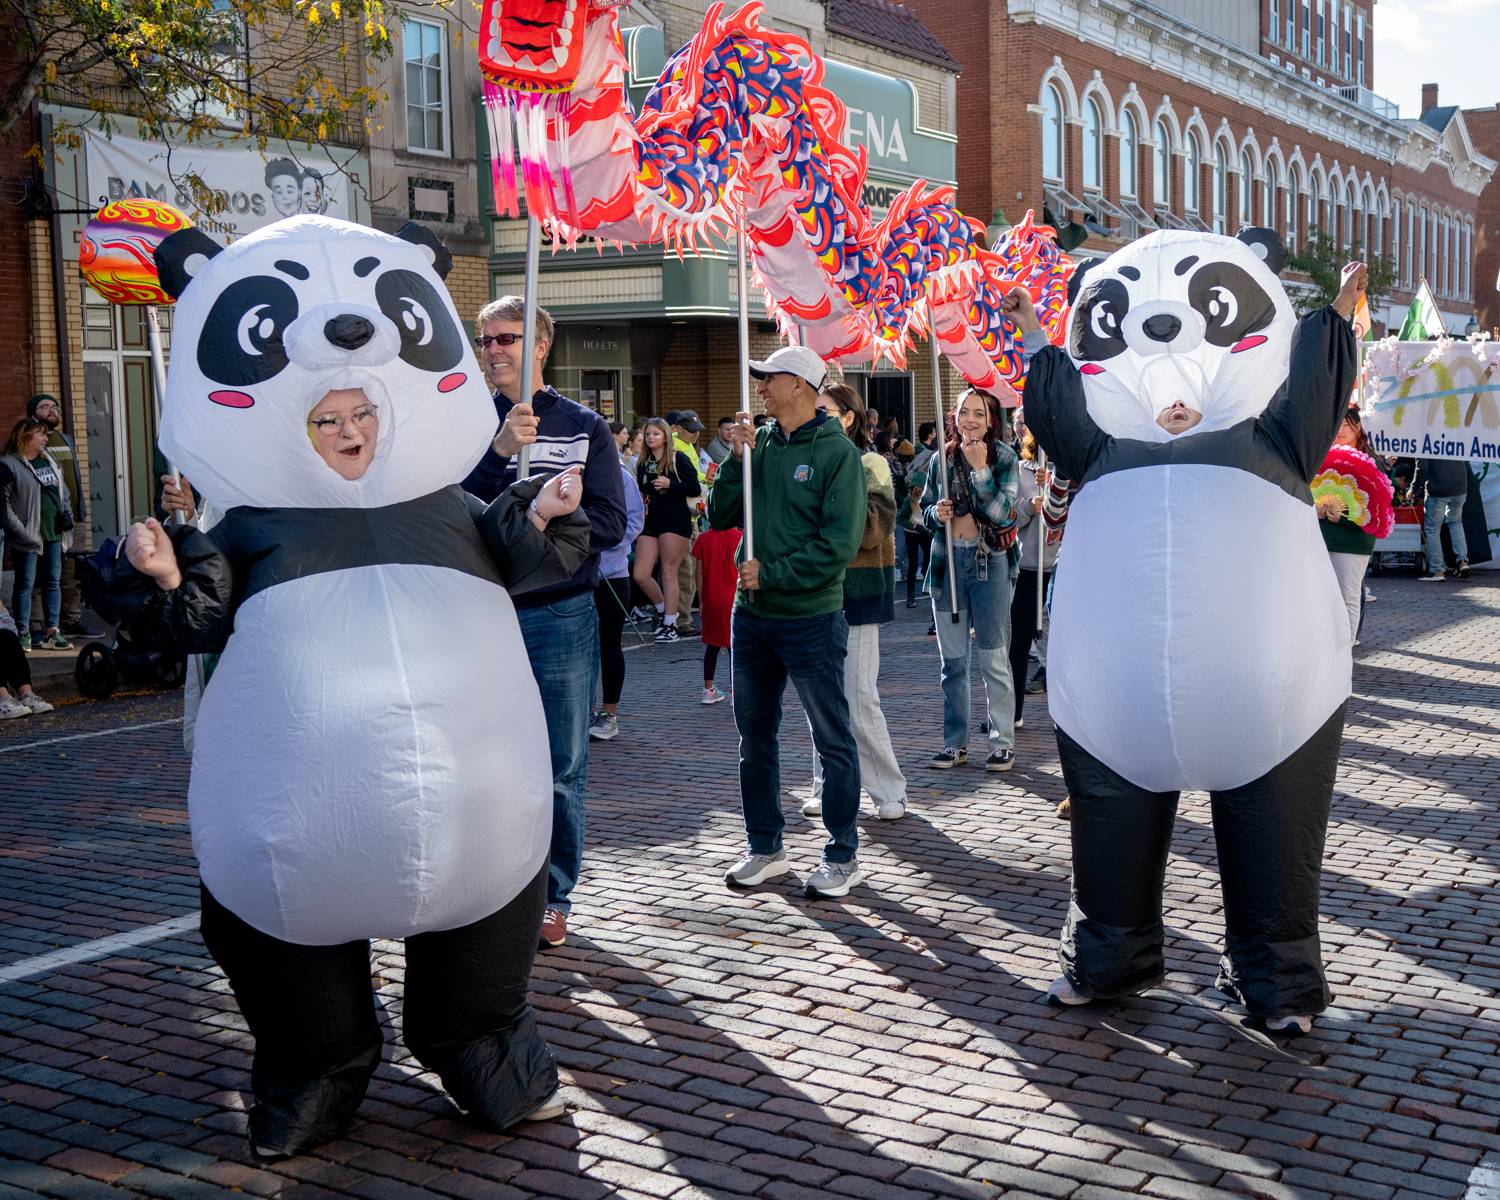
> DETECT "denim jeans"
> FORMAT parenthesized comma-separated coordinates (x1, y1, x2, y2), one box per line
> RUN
(11, 541, 62, 632)
(932, 539, 1016, 753)
(1422, 493, 1468, 572)
(515, 590, 598, 914)
(732, 607, 860, 864)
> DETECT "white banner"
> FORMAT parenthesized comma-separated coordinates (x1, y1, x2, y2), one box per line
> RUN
(84, 131, 353, 242)
(1361, 338, 1500, 461)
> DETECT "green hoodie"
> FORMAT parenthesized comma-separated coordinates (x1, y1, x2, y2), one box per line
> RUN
(707, 414, 867, 619)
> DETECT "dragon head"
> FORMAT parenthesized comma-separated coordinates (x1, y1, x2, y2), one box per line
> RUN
(479, 0, 616, 93)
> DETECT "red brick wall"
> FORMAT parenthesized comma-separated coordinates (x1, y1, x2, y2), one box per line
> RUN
(1467, 107, 1500, 334)
(0, 121, 37, 437)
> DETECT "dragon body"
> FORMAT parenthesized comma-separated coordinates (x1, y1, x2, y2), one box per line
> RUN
(479, 0, 1073, 394)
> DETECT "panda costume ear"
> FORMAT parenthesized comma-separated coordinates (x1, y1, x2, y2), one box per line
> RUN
(1235, 227, 1287, 276)
(396, 221, 452, 280)
(1067, 260, 1096, 307)
(155, 228, 224, 300)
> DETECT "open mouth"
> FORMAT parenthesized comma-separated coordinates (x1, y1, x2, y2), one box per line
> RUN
(480, 0, 587, 91)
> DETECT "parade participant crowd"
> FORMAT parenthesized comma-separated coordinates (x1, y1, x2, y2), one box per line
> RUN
(84, 208, 1407, 1165)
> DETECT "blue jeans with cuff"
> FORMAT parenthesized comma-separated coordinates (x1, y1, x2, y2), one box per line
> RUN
(1422, 493, 1468, 573)
(931, 538, 1016, 753)
(732, 606, 860, 864)
(515, 590, 598, 914)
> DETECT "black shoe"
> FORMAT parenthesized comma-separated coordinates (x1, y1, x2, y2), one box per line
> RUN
(1025, 668, 1046, 695)
(925, 622, 936, 636)
(985, 749, 1015, 772)
(905, 598, 917, 609)
(653, 623, 680, 644)
(930, 747, 967, 769)
(1456, 560, 1471, 579)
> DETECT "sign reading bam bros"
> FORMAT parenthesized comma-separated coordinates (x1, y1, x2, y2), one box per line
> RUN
(622, 26, 956, 214)
(1362, 340, 1500, 461)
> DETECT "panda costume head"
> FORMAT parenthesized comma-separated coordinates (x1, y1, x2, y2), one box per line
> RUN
(1065, 228, 1295, 443)
(154, 215, 496, 510)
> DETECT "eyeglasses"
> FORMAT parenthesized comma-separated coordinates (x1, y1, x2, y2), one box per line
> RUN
(474, 332, 523, 349)
(308, 406, 378, 436)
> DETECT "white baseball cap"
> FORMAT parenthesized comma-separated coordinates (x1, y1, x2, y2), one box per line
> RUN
(747, 345, 827, 391)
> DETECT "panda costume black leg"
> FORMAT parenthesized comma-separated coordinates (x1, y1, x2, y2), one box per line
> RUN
(108, 217, 594, 1156)
(1024, 228, 1360, 1029)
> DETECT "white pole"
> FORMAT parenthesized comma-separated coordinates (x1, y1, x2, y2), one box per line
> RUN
(143, 304, 184, 524)
(1035, 447, 1048, 632)
(516, 209, 543, 481)
(737, 219, 754, 560)
(928, 326, 959, 620)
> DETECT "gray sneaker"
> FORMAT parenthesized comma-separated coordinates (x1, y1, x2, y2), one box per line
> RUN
(725, 850, 790, 888)
(804, 857, 863, 898)
(587, 710, 618, 741)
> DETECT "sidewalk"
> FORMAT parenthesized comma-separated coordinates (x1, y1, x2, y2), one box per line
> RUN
(0, 574, 1496, 1198)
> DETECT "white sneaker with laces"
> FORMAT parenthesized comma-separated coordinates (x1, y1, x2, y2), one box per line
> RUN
(0, 697, 31, 720)
(19, 693, 53, 715)
(519, 1090, 567, 1122)
(801, 796, 822, 817)
(804, 857, 863, 898)
(874, 798, 906, 820)
(587, 711, 618, 741)
(1265, 1014, 1313, 1036)
(1045, 976, 1091, 1007)
(700, 685, 727, 705)
(725, 850, 790, 887)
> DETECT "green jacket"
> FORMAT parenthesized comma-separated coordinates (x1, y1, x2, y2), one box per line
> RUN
(707, 414, 867, 619)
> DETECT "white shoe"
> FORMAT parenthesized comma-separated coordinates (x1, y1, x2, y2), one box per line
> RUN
(725, 851, 790, 887)
(873, 798, 906, 820)
(804, 857, 863, 898)
(1364, 587, 1377, 603)
(519, 1090, 567, 1122)
(1265, 1014, 1313, 1036)
(1045, 976, 1091, 1007)
(700, 685, 727, 705)
(0, 697, 31, 720)
(19, 693, 53, 715)
(801, 796, 822, 817)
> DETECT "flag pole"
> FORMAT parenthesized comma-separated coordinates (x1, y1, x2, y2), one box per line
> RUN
(928, 320, 959, 621)
(1035, 447, 1048, 632)
(516, 205, 542, 481)
(143, 304, 184, 524)
(737, 217, 754, 561)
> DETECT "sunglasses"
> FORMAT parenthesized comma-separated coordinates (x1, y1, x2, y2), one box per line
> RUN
(474, 333, 524, 349)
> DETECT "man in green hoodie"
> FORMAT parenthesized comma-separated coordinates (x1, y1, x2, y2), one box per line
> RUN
(708, 346, 868, 898)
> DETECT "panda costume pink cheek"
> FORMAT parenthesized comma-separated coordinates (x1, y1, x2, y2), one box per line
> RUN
(210, 390, 256, 408)
(1231, 335, 1268, 354)
(1080, 364, 1105, 375)
(437, 372, 467, 393)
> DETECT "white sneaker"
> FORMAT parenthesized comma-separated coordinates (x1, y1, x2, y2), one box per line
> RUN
(700, 685, 727, 705)
(0, 697, 31, 720)
(725, 851, 790, 887)
(874, 798, 906, 820)
(804, 857, 863, 898)
(1364, 587, 1377, 603)
(1265, 1014, 1313, 1036)
(519, 1090, 567, 1122)
(1045, 976, 1091, 1007)
(587, 710, 618, 741)
(19, 693, 53, 715)
(801, 796, 822, 817)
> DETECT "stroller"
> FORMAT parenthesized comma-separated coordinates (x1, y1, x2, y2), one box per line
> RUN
(71, 542, 187, 699)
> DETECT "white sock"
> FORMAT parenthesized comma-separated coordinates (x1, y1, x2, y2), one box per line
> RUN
(664, 615, 677, 626)
(654, 601, 665, 613)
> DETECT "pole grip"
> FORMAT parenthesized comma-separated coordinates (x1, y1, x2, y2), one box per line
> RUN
(737, 221, 754, 561)
(928, 322, 959, 618)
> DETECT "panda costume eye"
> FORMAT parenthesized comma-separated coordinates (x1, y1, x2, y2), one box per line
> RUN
(376, 270, 465, 372)
(199, 276, 298, 385)
(1187, 263, 1276, 348)
(1069, 277, 1131, 362)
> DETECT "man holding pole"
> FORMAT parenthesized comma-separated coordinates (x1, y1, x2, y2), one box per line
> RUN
(708, 345, 869, 899)
(462, 296, 626, 950)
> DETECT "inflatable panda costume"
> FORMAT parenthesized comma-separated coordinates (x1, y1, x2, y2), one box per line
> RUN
(1024, 228, 1359, 1028)
(115, 216, 591, 1155)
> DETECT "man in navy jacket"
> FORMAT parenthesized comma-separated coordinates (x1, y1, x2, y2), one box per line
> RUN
(464, 297, 626, 949)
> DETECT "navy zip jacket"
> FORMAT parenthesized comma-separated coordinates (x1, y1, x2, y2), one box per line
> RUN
(462, 385, 627, 607)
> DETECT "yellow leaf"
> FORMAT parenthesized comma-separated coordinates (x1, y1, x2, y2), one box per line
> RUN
(44, 61, 57, 84)
(329, 0, 340, 16)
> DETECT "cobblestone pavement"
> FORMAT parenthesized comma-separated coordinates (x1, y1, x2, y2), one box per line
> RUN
(0, 575, 1496, 1199)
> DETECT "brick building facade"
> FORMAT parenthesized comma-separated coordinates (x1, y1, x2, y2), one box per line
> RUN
(1465, 103, 1500, 335)
(905, 0, 1494, 333)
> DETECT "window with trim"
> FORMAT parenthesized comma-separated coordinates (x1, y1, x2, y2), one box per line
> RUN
(1154, 120, 1172, 211)
(1309, 177, 1322, 235)
(1185, 136, 1201, 213)
(1391, 203, 1400, 282)
(1301, 0, 1310, 56)
(1286, 4, 1296, 47)
(1355, 11, 1365, 85)
(1286, 167, 1300, 251)
(1042, 85, 1065, 182)
(1082, 98, 1103, 193)
(1342, 4, 1352, 77)
(1264, 159, 1278, 233)
(1407, 201, 1416, 287)
(1419, 207, 1428, 283)
(404, 17, 449, 155)
(1212, 143, 1228, 234)
(1240, 151, 1254, 227)
(1120, 111, 1139, 198)
(1270, 0, 1280, 44)
(1315, 0, 1325, 66)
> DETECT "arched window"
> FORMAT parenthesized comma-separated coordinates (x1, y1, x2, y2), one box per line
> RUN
(1310, 176, 1323, 236)
(1082, 97, 1103, 193)
(1185, 135, 1201, 213)
(1442, 216, 1452, 295)
(1286, 165, 1300, 252)
(1391, 203, 1400, 284)
(1120, 110, 1139, 199)
(1406, 201, 1416, 287)
(1154, 119, 1172, 210)
(1418, 206, 1428, 284)
(1263, 159, 1278, 232)
(1042, 85, 1065, 182)
(1240, 151, 1255, 228)
(1465, 224, 1473, 299)
(1213, 143, 1228, 234)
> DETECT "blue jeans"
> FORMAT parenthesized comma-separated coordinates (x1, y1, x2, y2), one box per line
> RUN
(1422, 493, 1468, 572)
(732, 607, 860, 864)
(932, 539, 1016, 753)
(515, 591, 598, 914)
(12, 541, 62, 633)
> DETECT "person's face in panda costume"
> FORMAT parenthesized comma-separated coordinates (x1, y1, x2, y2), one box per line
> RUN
(1065, 228, 1296, 443)
(153, 216, 497, 510)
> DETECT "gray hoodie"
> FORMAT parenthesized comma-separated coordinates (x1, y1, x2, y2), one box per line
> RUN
(0, 451, 74, 553)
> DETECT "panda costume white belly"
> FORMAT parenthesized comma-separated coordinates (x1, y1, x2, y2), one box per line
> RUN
(1049, 465, 1349, 793)
(113, 215, 588, 1156)
(1024, 227, 1359, 1022)
(192, 565, 551, 944)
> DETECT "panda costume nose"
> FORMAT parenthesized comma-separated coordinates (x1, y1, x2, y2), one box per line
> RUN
(1143, 314, 1182, 343)
(325, 314, 376, 350)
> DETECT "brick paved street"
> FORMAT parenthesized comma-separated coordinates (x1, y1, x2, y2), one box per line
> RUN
(0, 575, 1497, 1199)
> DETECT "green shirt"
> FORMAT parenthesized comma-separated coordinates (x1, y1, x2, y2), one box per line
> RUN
(28, 453, 63, 543)
(707, 415, 867, 620)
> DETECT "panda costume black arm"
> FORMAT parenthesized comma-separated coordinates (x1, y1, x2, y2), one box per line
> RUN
(471, 476, 591, 594)
(1255, 308, 1359, 484)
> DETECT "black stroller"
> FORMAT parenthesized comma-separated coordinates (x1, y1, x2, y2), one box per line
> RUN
(71, 542, 187, 699)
